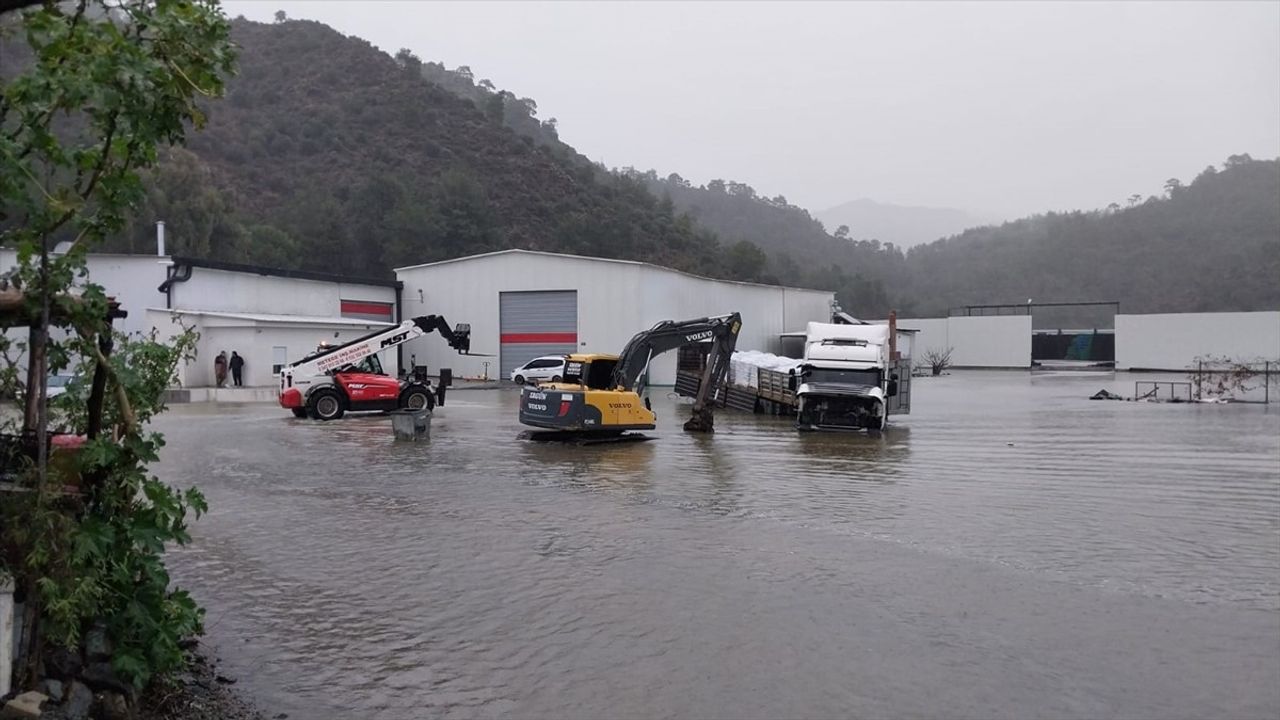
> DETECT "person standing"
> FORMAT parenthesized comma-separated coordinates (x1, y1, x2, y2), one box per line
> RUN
(229, 351, 245, 387)
(214, 351, 228, 388)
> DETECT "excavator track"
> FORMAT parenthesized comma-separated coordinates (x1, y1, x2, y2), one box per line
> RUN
(520, 430, 654, 445)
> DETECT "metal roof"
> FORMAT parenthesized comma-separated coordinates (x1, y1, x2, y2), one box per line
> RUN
(394, 249, 832, 295)
(148, 308, 394, 327)
(169, 256, 401, 289)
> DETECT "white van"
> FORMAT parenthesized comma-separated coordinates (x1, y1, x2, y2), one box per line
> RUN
(510, 355, 567, 385)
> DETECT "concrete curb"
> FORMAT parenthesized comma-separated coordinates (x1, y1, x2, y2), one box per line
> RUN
(164, 383, 507, 403)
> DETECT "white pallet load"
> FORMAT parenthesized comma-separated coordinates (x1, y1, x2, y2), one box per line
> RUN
(730, 350, 802, 386)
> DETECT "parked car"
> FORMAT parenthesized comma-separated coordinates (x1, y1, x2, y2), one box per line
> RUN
(510, 355, 567, 385)
(46, 373, 76, 399)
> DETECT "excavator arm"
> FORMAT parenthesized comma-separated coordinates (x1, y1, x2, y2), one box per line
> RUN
(611, 312, 742, 433)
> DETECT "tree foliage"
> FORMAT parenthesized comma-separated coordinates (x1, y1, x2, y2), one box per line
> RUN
(101, 18, 737, 280)
(0, 0, 234, 690)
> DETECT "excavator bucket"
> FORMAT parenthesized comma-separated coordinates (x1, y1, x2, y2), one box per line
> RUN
(683, 407, 716, 433)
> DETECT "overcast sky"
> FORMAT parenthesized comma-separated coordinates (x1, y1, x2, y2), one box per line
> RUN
(225, 1, 1280, 220)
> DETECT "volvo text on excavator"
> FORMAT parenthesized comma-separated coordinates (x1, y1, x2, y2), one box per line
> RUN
(279, 314, 471, 420)
(518, 313, 741, 439)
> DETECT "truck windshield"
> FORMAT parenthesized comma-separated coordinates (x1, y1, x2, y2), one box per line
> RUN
(804, 367, 880, 386)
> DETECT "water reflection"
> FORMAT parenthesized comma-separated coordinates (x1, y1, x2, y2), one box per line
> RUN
(516, 436, 656, 494)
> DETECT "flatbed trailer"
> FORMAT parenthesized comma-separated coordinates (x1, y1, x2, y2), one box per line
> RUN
(675, 346, 800, 416)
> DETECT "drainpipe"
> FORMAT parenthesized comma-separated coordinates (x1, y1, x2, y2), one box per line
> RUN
(157, 259, 192, 309)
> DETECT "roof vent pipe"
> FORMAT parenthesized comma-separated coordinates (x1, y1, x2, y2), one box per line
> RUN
(156, 220, 166, 257)
(888, 310, 898, 361)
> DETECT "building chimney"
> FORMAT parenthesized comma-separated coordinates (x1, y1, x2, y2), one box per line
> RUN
(888, 310, 898, 361)
(156, 220, 166, 257)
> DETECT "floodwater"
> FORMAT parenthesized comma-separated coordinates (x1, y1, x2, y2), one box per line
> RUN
(153, 371, 1280, 720)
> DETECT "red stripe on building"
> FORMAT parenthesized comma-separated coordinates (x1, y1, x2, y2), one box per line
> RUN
(340, 300, 394, 316)
(500, 332, 577, 344)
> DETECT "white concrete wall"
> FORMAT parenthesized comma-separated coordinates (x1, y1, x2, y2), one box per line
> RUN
(947, 316, 1032, 368)
(396, 251, 834, 385)
(895, 318, 950, 362)
(887, 316, 1031, 368)
(169, 267, 395, 318)
(1116, 311, 1280, 370)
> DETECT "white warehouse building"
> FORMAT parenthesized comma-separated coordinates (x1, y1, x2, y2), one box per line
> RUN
(394, 250, 836, 386)
(1, 248, 400, 389)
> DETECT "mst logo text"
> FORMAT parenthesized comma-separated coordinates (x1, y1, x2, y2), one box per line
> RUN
(380, 331, 411, 348)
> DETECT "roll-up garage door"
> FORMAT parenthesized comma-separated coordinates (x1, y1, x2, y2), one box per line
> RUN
(499, 290, 578, 380)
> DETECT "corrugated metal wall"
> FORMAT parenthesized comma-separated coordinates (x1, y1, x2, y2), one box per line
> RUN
(395, 251, 836, 385)
(499, 290, 578, 379)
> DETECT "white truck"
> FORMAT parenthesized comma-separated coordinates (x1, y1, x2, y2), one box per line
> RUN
(792, 321, 910, 431)
(675, 316, 912, 432)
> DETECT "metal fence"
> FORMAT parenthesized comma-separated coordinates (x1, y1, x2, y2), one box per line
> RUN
(1134, 381, 1192, 403)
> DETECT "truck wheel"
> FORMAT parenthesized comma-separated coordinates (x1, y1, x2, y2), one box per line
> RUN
(514, 374, 526, 385)
(400, 387, 435, 411)
(308, 389, 345, 421)
(290, 408, 308, 418)
(551, 376, 562, 383)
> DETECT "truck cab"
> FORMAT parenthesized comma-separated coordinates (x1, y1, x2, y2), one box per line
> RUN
(794, 322, 909, 431)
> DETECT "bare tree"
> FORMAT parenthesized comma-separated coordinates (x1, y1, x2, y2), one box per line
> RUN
(921, 347, 954, 376)
(1188, 355, 1279, 401)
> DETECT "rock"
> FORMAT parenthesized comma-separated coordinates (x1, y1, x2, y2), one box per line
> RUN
(214, 674, 236, 685)
(0, 692, 48, 720)
(39, 680, 64, 704)
(44, 648, 82, 680)
(93, 692, 130, 720)
(83, 626, 111, 662)
(80, 663, 130, 696)
(61, 683, 92, 720)
(177, 637, 199, 651)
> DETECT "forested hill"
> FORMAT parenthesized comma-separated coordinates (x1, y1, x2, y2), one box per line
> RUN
(107, 19, 731, 279)
(900, 156, 1280, 315)
(99, 18, 1278, 318)
(368, 51, 1280, 317)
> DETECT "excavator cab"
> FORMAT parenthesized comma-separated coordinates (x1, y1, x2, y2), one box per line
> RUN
(559, 355, 620, 390)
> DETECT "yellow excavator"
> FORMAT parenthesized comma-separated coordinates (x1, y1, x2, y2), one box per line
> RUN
(518, 313, 741, 439)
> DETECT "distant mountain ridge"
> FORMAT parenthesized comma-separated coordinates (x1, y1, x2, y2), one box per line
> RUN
(815, 198, 990, 248)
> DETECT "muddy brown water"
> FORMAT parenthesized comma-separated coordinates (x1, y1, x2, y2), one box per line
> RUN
(153, 371, 1280, 720)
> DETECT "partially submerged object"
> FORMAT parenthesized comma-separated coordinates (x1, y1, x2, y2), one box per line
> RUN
(679, 320, 912, 432)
